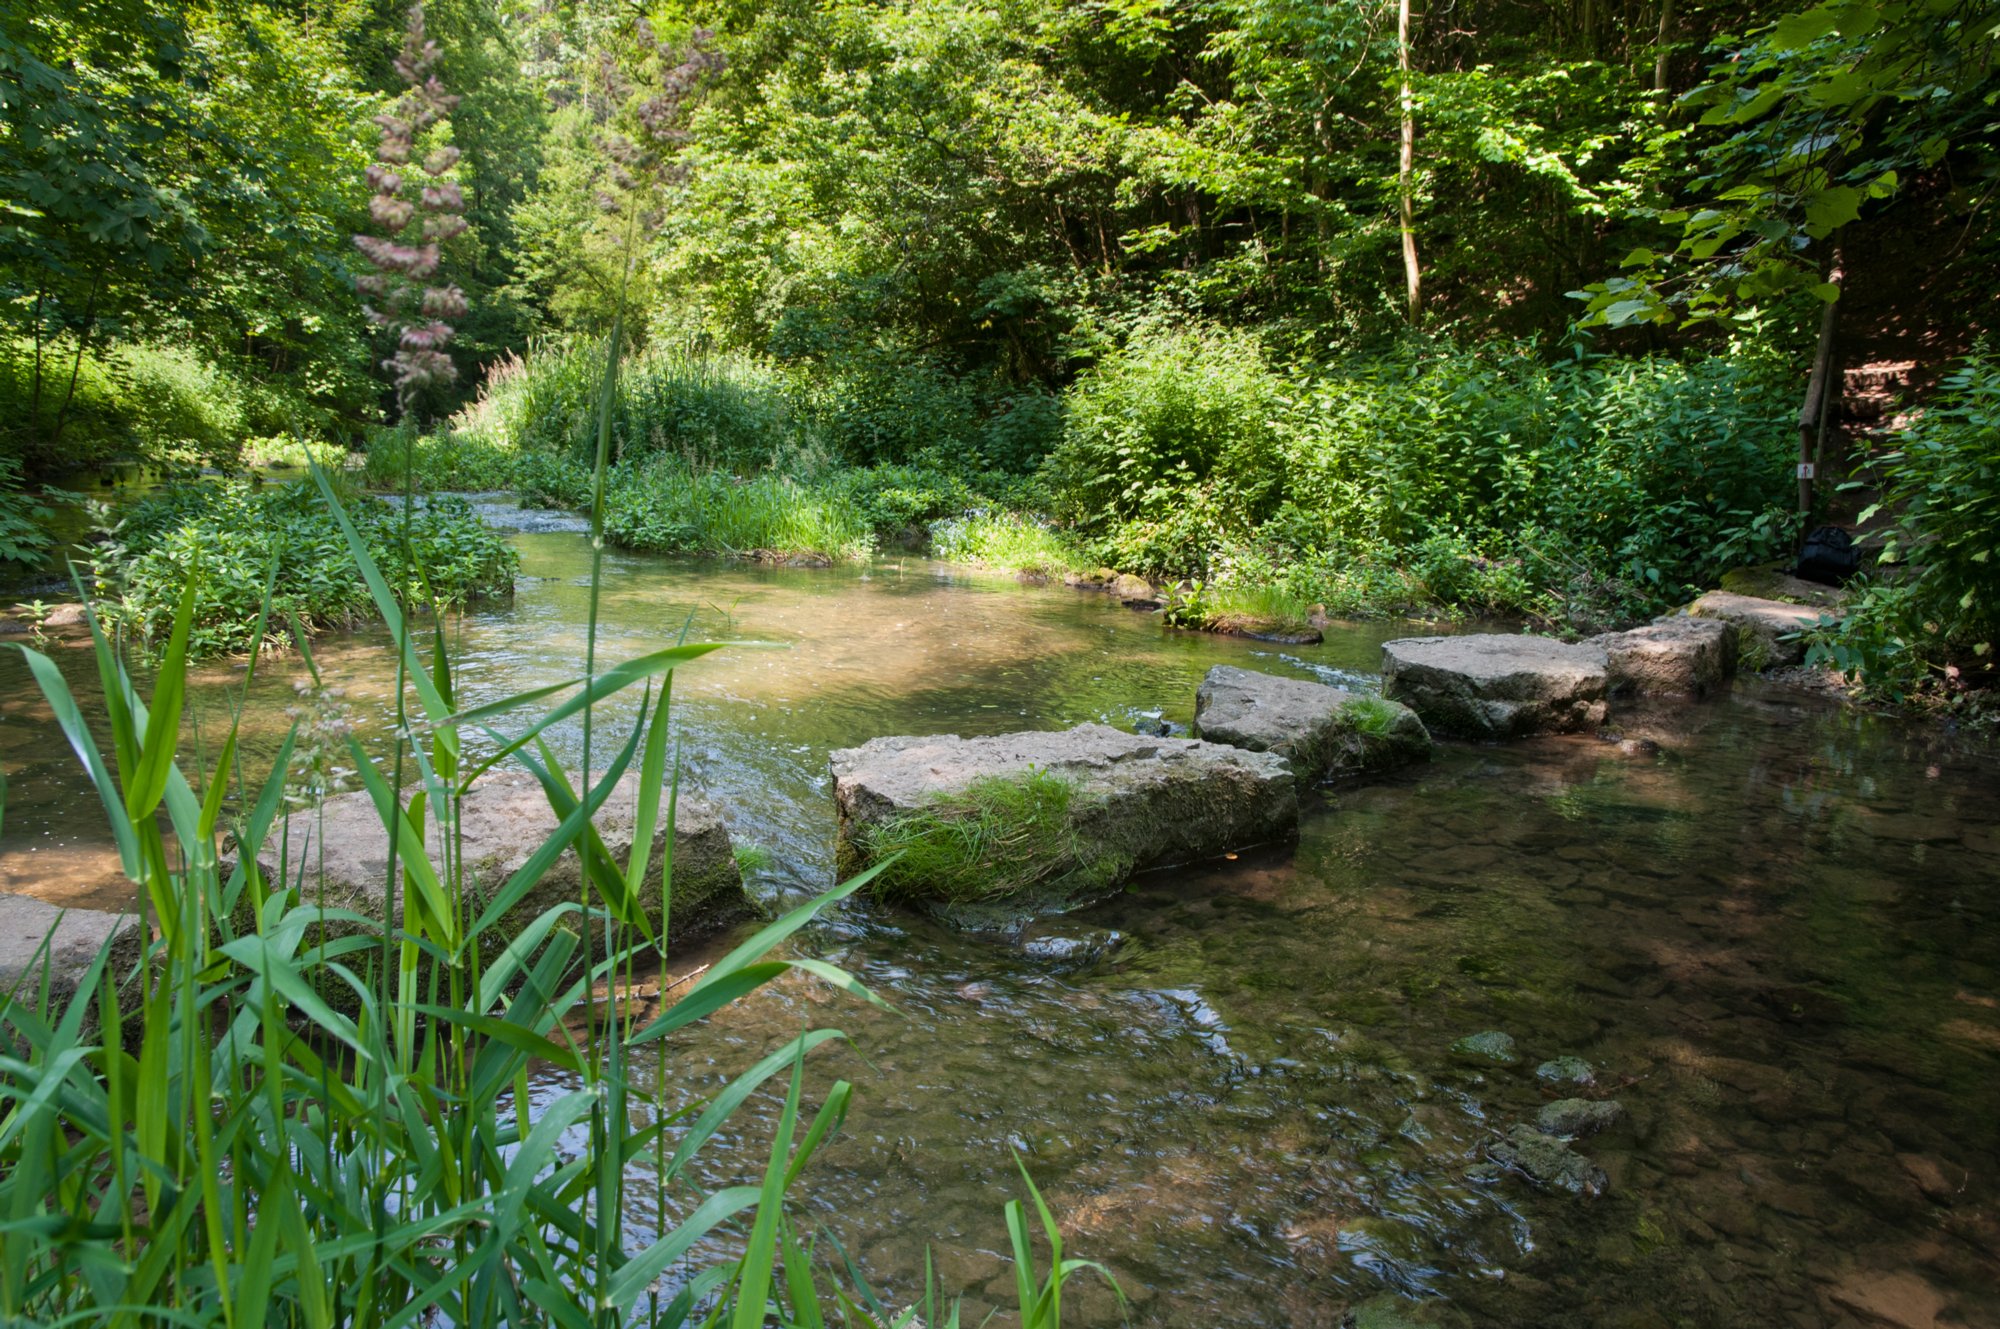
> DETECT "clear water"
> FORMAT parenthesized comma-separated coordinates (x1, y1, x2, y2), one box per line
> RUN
(3, 507, 1996, 1328)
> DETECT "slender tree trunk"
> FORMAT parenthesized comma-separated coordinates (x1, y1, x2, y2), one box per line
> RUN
(1398, 0, 1421, 325)
(29, 288, 45, 424)
(49, 275, 102, 450)
(1653, 0, 1675, 91)
(1797, 244, 1844, 529)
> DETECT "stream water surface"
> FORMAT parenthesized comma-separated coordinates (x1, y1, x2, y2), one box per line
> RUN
(3, 501, 1996, 1328)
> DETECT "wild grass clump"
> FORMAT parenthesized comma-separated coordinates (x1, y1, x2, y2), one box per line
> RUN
(455, 338, 796, 467)
(604, 458, 875, 562)
(1342, 695, 1401, 737)
(929, 511, 1086, 576)
(860, 769, 1116, 905)
(362, 422, 520, 491)
(94, 478, 516, 654)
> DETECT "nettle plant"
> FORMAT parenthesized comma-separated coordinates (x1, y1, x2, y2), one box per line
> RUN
(353, 3, 467, 421)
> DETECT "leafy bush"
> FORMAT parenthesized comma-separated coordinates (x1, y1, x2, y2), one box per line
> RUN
(454, 339, 797, 469)
(0, 458, 60, 568)
(603, 459, 876, 562)
(1808, 352, 2000, 697)
(1048, 322, 1286, 545)
(929, 511, 1086, 576)
(94, 480, 517, 655)
(362, 423, 520, 492)
(1048, 332, 1796, 623)
(0, 339, 252, 476)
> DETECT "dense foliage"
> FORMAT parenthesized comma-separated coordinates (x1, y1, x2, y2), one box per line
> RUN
(92, 480, 517, 655)
(1808, 353, 2000, 701)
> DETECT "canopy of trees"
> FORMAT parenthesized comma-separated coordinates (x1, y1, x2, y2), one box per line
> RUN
(3, 0, 1995, 470)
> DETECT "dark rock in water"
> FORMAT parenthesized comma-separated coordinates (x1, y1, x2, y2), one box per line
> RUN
(1536, 1097, 1626, 1138)
(1111, 573, 1160, 607)
(1451, 1030, 1520, 1065)
(1195, 665, 1431, 787)
(1488, 1125, 1608, 1195)
(1062, 567, 1119, 590)
(1535, 1056, 1597, 1087)
(830, 724, 1297, 928)
(1382, 634, 1609, 738)
(1018, 924, 1126, 967)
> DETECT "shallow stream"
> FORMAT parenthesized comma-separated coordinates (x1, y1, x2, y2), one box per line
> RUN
(3, 501, 1996, 1327)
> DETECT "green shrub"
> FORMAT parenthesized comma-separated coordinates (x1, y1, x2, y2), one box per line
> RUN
(0, 339, 251, 476)
(602, 458, 876, 562)
(929, 511, 1086, 575)
(362, 424, 519, 491)
(0, 458, 60, 567)
(1808, 351, 2000, 697)
(1048, 321, 1286, 546)
(1048, 335, 1795, 623)
(95, 480, 517, 655)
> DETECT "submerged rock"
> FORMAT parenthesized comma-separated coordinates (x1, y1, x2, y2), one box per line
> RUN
(1587, 617, 1738, 696)
(830, 723, 1296, 928)
(1535, 1056, 1597, 1087)
(1017, 923, 1127, 967)
(1488, 1124, 1608, 1195)
(1194, 665, 1430, 785)
(1111, 573, 1160, 607)
(0, 894, 141, 1027)
(1451, 1029, 1520, 1065)
(1536, 1097, 1626, 1138)
(1686, 591, 1823, 670)
(238, 770, 752, 952)
(1381, 635, 1609, 739)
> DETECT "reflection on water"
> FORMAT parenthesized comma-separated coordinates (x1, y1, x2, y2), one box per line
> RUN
(2, 522, 1997, 1327)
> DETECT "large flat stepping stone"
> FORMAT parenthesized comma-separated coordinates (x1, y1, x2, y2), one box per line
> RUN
(1687, 591, 1823, 669)
(0, 893, 140, 1022)
(830, 723, 1296, 928)
(1586, 617, 1738, 696)
(1381, 635, 1608, 739)
(240, 771, 751, 952)
(1193, 665, 1429, 784)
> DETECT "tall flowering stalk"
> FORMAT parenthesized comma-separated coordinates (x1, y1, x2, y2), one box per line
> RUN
(354, 3, 466, 421)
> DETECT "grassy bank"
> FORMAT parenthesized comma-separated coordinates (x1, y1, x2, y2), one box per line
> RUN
(374, 328, 1804, 634)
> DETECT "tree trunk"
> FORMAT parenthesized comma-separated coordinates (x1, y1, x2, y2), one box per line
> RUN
(1797, 245, 1844, 530)
(1653, 0, 1675, 91)
(49, 275, 103, 450)
(1398, 0, 1421, 325)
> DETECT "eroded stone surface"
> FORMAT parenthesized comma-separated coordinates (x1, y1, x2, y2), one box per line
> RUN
(1687, 592, 1823, 669)
(1488, 1124, 1608, 1195)
(0, 893, 140, 1019)
(1536, 1098, 1626, 1138)
(830, 723, 1296, 925)
(239, 770, 750, 950)
(1194, 665, 1430, 785)
(1382, 635, 1609, 739)
(1588, 617, 1738, 696)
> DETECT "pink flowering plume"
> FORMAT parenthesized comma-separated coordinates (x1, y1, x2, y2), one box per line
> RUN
(354, 4, 467, 417)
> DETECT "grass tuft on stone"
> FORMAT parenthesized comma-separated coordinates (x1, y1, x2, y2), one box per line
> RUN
(861, 768, 1121, 906)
